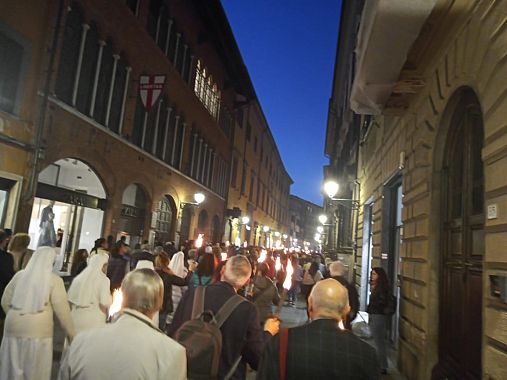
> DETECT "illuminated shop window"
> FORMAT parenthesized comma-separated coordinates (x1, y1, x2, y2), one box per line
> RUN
(194, 60, 220, 119)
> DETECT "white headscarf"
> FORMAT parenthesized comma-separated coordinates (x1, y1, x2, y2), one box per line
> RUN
(11, 246, 56, 314)
(68, 253, 110, 307)
(169, 251, 187, 278)
(135, 260, 154, 270)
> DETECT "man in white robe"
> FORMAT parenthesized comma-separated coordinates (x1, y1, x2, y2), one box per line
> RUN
(59, 269, 186, 380)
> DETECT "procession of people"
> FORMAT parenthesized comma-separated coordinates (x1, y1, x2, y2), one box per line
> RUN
(0, 227, 398, 379)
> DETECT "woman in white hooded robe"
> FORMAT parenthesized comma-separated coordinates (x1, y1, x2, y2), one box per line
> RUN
(68, 253, 112, 333)
(168, 250, 188, 313)
(0, 246, 75, 380)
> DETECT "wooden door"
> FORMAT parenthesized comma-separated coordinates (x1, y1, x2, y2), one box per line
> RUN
(436, 91, 484, 379)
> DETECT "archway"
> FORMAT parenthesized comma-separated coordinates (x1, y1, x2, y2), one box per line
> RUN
(211, 214, 221, 243)
(433, 87, 484, 379)
(29, 158, 107, 271)
(154, 195, 176, 244)
(179, 206, 192, 244)
(118, 183, 148, 247)
(197, 209, 208, 237)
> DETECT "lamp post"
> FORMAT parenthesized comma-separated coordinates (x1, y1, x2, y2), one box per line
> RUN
(176, 192, 205, 246)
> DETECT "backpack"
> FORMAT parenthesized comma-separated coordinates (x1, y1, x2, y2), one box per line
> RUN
(174, 286, 245, 380)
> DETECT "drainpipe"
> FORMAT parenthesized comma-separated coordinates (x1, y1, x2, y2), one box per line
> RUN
(24, 0, 65, 202)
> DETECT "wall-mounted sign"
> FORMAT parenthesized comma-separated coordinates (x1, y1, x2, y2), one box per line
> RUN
(139, 74, 166, 112)
(487, 203, 498, 220)
(121, 205, 144, 218)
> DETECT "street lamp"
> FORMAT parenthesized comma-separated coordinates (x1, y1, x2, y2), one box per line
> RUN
(318, 214, 328, 225)
(193, 192, 205, 204)
(323, 180, 359, 209)
(241, 216, 250, 225)
(263, 225, 270, 233)
(324, 180, 339, 199)
(316, 226, 324, 234)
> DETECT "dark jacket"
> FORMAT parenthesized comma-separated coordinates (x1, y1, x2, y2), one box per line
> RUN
(130, 250, 154, 269)
(367, 287, 389, 315)
(0, 249, 14, 319)
(168, 281, 270, 380)
(332, 275, 360, 329)
(107, 253, 130, 291)
(257, 319, 380, 380)
(156, 269, 189, 313)
(252, 276, 280, 323)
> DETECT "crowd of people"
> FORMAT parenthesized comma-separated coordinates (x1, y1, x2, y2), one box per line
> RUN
(0, 227, 396, 379)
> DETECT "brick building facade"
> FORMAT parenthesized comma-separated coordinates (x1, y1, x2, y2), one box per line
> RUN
(0, 0, 290, 256)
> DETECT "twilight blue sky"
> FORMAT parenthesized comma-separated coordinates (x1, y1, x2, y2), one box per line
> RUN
(221, 0, 342, 206)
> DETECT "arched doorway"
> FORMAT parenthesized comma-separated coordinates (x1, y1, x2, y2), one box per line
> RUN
(118, 183, 148, 247)
(197, 209, 208, 237)
(154, 195, 176, 244)
(434, 88, 484, 378)
(29, 158, 107, 271)
(180, 206, 192, 244)
(211, 214, 221, 243)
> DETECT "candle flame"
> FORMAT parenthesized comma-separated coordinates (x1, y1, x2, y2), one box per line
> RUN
(195, 234, 204, 248)
(258, 249, 267, 263)
(275, 256, 281, 272)
(282, 259, 293, 291)
(109, 288, 123, 318)
(221, 251, 228, 261)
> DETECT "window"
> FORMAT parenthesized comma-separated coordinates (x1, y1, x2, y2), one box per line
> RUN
(246, 123, 251, 142)
(108, 57, 128, 133)
(0, 29, 25, 114)
(93, 40, 114, 124)
(249, 171, 255, 202)
(147, 0, 163, 40)
(55, 3, 83, 104)
(75, 22, 99, 115)
(193, 60, 220, 118)
(55, 8, 129, 133)
(241, 165, 246, 195)
(126, 0, 139, 15)
(231, 157, 238, 188)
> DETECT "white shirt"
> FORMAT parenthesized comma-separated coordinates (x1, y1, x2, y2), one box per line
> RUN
(59, 308, 187, 380)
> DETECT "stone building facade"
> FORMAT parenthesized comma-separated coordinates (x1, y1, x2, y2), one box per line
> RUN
(326, 0, 507, 378)
(226, 100, 292, 248)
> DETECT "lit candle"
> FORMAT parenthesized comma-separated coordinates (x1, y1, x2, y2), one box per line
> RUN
(195, 234, 204, 248)
(108, 288, 123, 318)
(257, 249, 267, 263)
(275, 256, 281, 272)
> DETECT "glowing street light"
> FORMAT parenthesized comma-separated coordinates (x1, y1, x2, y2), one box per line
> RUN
(323, 180, 339, 199)
(194, 192, 205, 204)
(316, 226, 324, 234)
(241, 216, 250, 225)
(318, 214, 328, 225)
(263, 225, 270, 233)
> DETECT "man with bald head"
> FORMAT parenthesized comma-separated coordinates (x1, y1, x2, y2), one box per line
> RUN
(257, 279, 380, 379)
